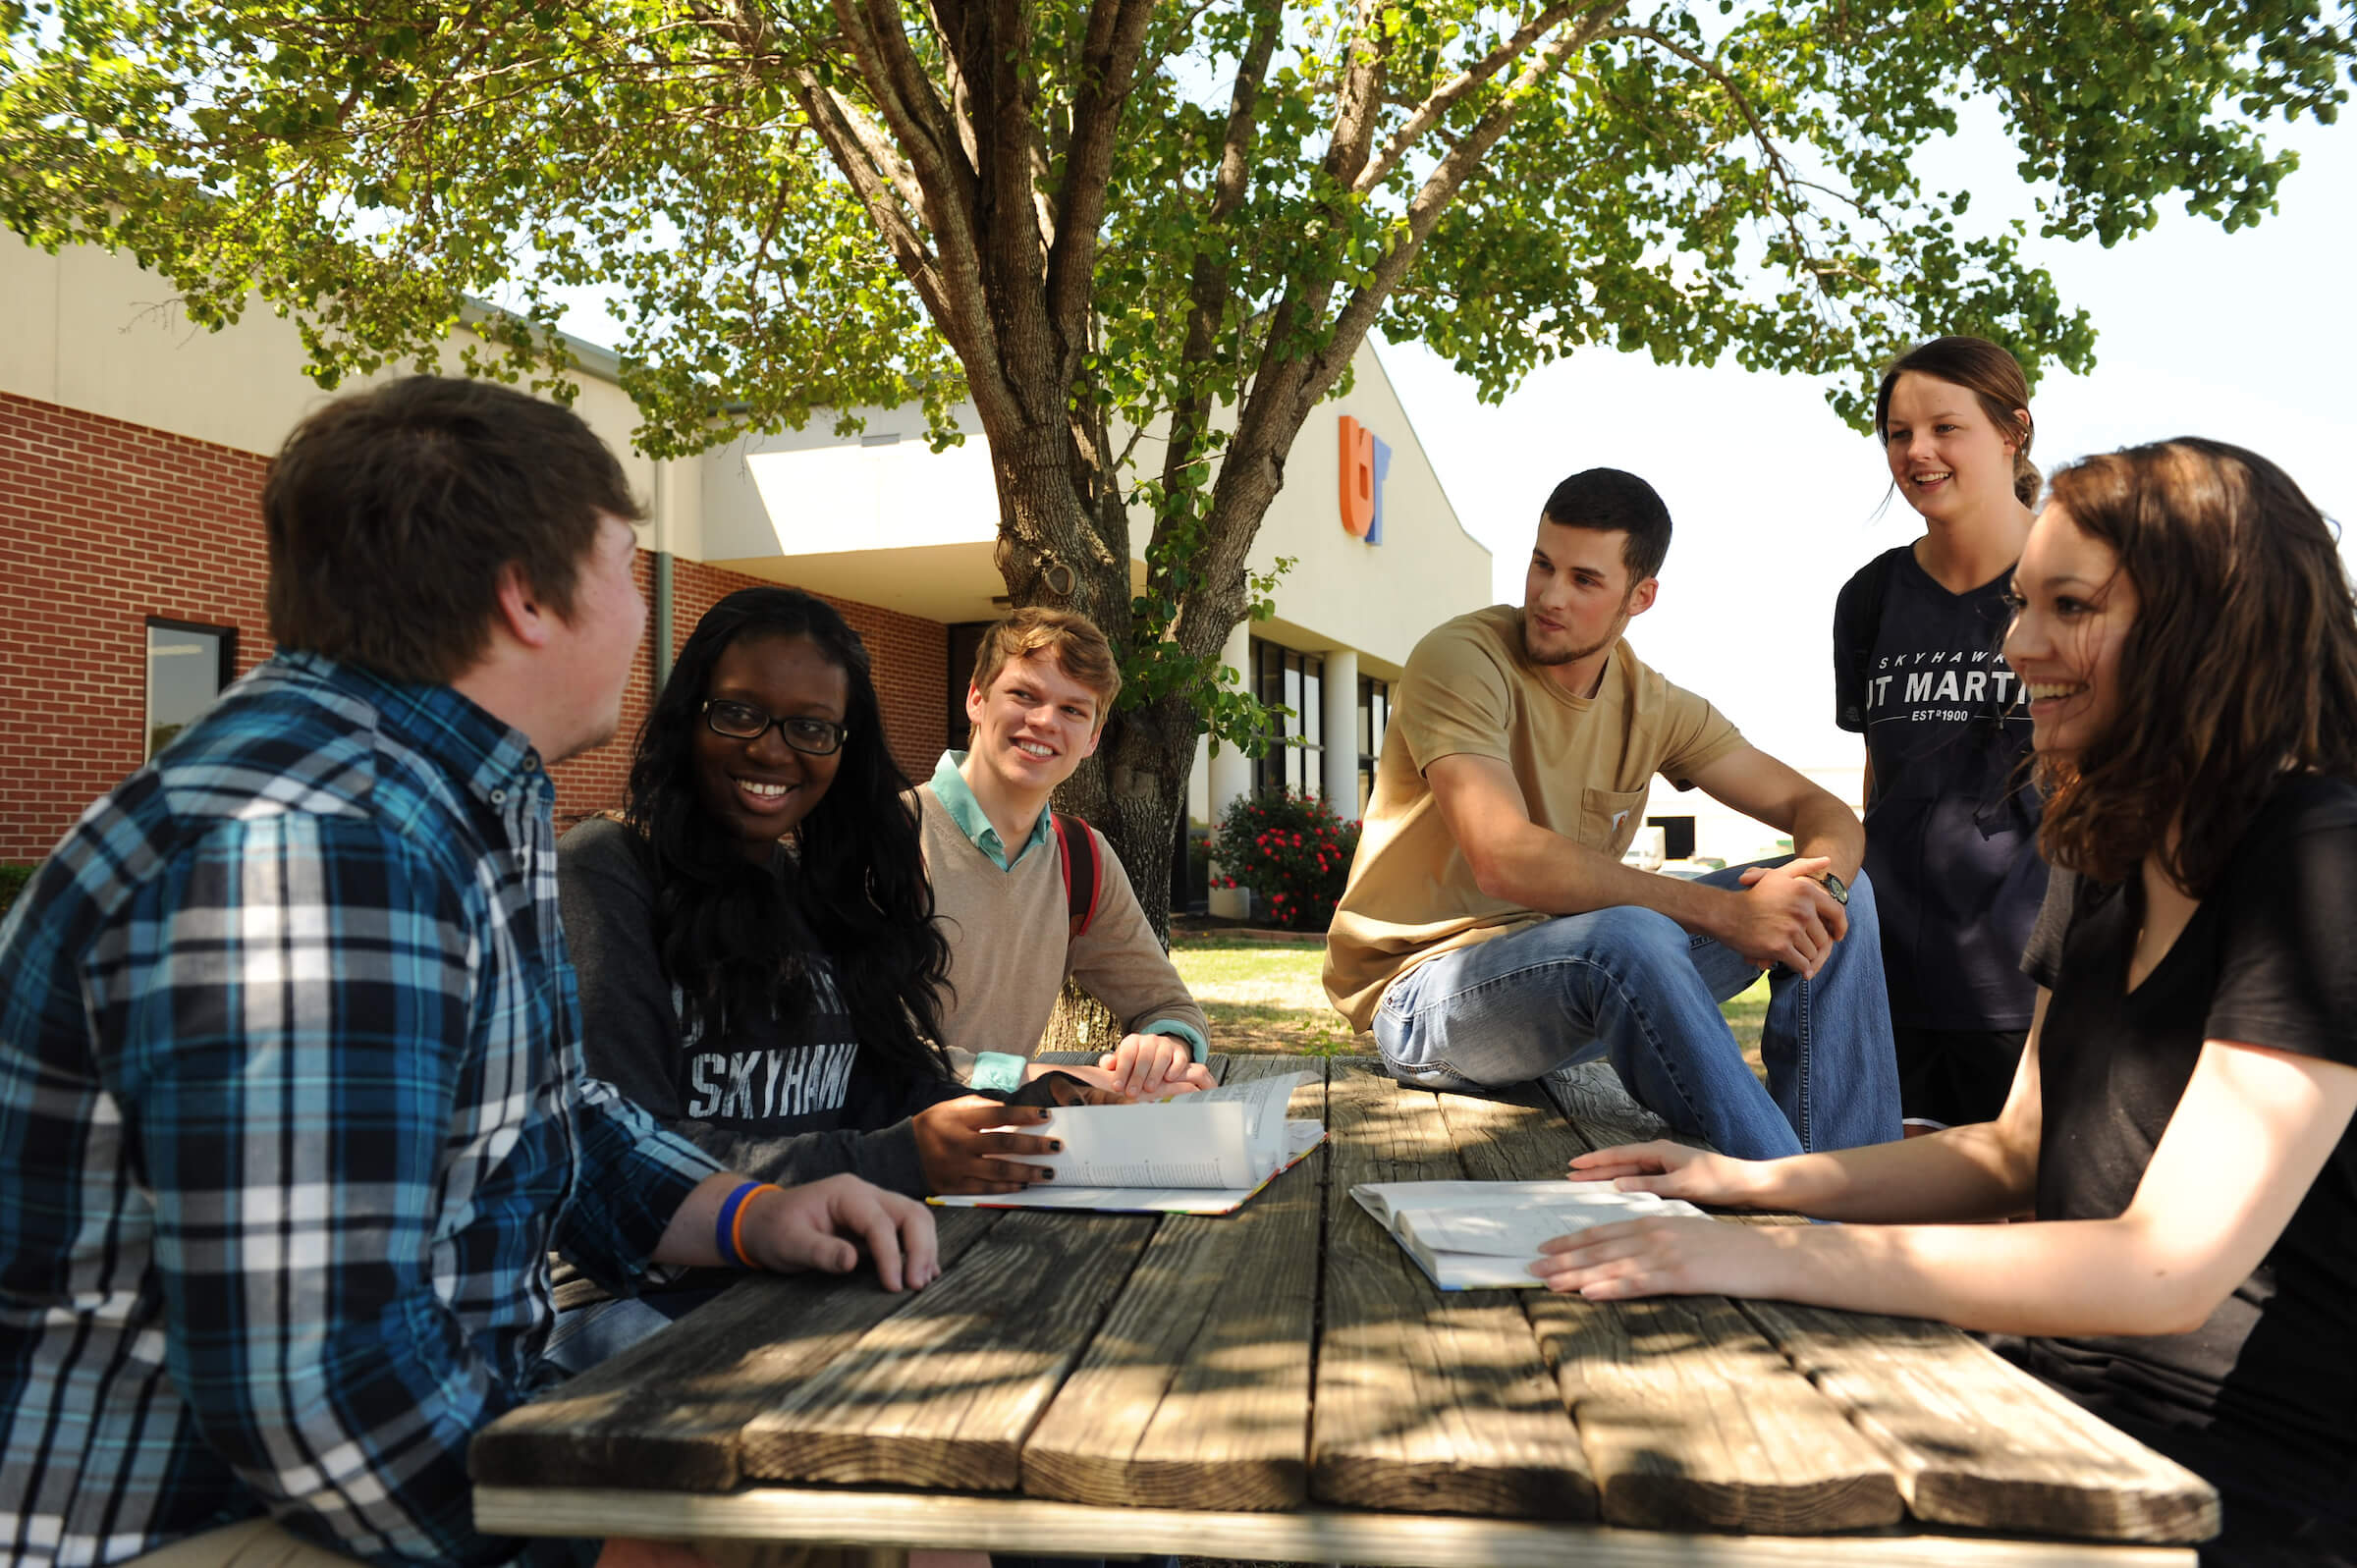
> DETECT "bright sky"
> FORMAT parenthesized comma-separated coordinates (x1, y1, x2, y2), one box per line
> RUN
(1373, 115, 2357, 771)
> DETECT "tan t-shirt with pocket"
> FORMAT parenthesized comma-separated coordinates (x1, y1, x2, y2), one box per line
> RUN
(1324, 605, 1745, 1032)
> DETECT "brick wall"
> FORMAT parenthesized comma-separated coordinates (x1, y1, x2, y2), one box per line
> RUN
(0, 394, 274, 863)
(0, 392, 949, 863)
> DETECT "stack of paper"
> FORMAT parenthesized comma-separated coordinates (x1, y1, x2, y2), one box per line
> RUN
(1351, 1179, 1709, 1290)
(933, 1070, 1324, 1216)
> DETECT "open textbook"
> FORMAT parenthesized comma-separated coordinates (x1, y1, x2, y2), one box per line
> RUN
(933, 1069, 1324, 1217)
(1352, 1179, 1709, 1290)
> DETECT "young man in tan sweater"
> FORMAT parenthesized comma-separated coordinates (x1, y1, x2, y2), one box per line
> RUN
(915, 608, 1216, 1098)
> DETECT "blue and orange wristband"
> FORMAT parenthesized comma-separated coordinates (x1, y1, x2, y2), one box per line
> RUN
(713, 1179, 782, 1271)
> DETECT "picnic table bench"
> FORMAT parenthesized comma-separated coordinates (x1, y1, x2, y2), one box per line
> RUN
(471, 1054, 2217, 1565)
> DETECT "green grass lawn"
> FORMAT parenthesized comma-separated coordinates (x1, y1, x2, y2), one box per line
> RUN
(0, 863, 32, 920)
(1173, 933, 1770, 1077)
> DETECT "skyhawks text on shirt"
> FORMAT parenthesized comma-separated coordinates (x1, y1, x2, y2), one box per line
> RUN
(1861, 645, 2017, 727)
(672, 965, 859, 1122)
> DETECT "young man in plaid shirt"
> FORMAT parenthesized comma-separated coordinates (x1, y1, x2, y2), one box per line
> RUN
(0, 378, 944, 1567)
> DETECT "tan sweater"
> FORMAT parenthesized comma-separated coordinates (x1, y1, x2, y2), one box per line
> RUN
(914, 784, 1209, 1065)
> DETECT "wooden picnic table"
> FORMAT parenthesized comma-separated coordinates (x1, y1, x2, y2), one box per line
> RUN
(472, 1055, 2218, 1565)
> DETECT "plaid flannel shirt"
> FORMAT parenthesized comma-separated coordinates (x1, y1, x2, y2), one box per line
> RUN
(0, 651, 721, 1567)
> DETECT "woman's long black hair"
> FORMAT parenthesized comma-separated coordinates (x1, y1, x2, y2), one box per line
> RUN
(623, 586, 953, 1082)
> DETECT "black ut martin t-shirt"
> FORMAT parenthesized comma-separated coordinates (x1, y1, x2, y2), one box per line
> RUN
(2002, 776, 2357, 1545)
(1834, 545, 2046, 1029)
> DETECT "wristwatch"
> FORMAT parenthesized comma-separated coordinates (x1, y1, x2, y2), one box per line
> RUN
(1811, 870, 1850, 906)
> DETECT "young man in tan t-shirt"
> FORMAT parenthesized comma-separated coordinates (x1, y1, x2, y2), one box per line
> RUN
(914, 608, 1216, 1100)
(1325, 468, 1899, 1160)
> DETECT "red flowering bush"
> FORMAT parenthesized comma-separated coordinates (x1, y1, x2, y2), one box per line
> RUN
(1210, 789, 1361, 932)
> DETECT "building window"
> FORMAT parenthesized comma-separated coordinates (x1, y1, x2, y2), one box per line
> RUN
(944, 621, 994, 752)
(146, 619, 236, 759)
(1355, 675, 1391, 818)
(1248, 637, 1323, 797)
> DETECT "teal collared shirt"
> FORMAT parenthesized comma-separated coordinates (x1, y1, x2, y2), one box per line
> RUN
(926, 750, 1206, 1063)
(929, 751, 1056, 870)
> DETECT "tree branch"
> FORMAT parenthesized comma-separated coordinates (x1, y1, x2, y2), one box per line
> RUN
(1590, 23, 1836, 310)
(1045, 0, 1157, 356)
(1286, 4, 1617, 456)
(840, 0, 966, 186)
(1208, 1, 1282, 227)
(1355, 0, 1617, 194)
(1321, 0, 1390, 187)
(787, 75, 953, 325)
(817, 0, 992, 309)
(794, 0, 1034, 430)
(913, 0, 983, 169)
(927, 0, 1062, 409)
(1147, 1, 1283, 576)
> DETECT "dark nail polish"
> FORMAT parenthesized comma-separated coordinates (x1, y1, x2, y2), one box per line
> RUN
(1050, 1140, 1064, 1153)
(1041, 1169, 1056, 1180)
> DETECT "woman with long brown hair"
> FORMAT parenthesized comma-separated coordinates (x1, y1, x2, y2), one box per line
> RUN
(1552, 439, 2357, 1564)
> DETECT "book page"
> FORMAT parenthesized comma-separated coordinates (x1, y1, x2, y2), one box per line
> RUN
(1039, 1098, 1248, 1186)
(1026, 1072, 1315, 1188)
(1205, 1068, 1315, 1170)
(1351, 1178, 1709, 1290)
(1143, 1070, 1317, 1113)
(932, 1119, 1327, 1215)
(1351, 1178, 1502, 1230)
(1398, 1189, 1700, 1258)
(1355, 1178, 1654, 1224)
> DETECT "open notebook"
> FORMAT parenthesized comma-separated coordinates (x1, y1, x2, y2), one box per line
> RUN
(932, 1070, 1325, 1217)
(1352, 1178, 1709, 1289)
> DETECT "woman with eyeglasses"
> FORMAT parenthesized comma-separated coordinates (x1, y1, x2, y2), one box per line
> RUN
(546, 587, 1077, 1372)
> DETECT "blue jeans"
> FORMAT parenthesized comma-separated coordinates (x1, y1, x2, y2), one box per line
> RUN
(1373, 861, 1900, 1160)
(542, 1286, 724, 1378)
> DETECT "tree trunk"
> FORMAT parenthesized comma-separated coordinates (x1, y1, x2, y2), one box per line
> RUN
(975, 402, 1202, 1052)
(1037, 982, 1122, 1055)
(1034, 656, 1203, 1057)
(1036, 686, 1201, 1052)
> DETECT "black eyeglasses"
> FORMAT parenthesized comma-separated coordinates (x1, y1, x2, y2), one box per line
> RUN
(701, 699, 850, 756)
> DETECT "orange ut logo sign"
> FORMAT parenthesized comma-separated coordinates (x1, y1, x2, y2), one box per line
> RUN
(1338, 415, 1392, 545)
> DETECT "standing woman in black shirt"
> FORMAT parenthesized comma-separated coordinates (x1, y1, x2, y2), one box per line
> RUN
(1833, 336, 2049, 1130)
(1550, 439, 2357, 1565)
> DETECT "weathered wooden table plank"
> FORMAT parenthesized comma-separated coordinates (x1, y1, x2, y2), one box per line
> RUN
(1530, 1292, 1905, 1533)
(732, 1205, 1161, 1490)
(1742, 1300, 2219, 1543)
(468, 1207, 1010, 1492)
(720, 1051, 1233, 1489)
(1430, 1076, 1594, 1185)
(475, 1484, 2198, 1566)
(1426, 1079, 1904, 1532)
(1019, 1054, 1326, 1509)
(1311, 1059, 1599, 1520)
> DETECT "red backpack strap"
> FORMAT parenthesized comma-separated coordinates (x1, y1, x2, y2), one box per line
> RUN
(1052, 812, 1102, 942)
